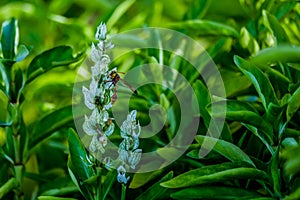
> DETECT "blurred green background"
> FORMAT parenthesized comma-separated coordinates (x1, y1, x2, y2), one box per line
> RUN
(1, 0, 300, 199)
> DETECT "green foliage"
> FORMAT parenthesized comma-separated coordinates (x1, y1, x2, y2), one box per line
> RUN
(0, 17, 85, 199)
(0, 0, 300, 199)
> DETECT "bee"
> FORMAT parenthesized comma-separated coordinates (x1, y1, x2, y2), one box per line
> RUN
(107, 70, 137, 104)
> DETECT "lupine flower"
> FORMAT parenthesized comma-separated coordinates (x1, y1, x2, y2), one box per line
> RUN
(117, 165, 130, 184)
(117, 110, 142, 178)
(82, 22, 115, 154)
(89, 134, 107, 153)
(120, 110, 141, 138)
(95, 22, 107, 40)
(83, 22, 143, 186)
(82, 78, 103, 110)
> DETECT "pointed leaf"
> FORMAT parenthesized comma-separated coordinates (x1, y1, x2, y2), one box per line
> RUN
(161, 166, 269, 188)
(250, 45, 300, 67)
(171, 186, 262, 199)
(234, 55, 278, 110)
(102, 170, 117, 200)
(1, 18, 19, 60)
(15, 45, 31, 62)
(68, 128, 95, 181)
(195, 135, 255, 167)
(263, 10, 289, 44)
(129, 168, 164, 189)
(28, 106, 74, 149)
(169, 20, 239, 37)
(107, 0, 136, 29)
(287, 86, 300, 122)
(27, 46, 84, 82)
(207, 100, 273, 143)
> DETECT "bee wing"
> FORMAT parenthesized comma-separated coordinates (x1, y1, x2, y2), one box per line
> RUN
(120, 79, 138, 95)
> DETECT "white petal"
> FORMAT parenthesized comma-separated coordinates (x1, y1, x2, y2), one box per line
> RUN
(128, 149, 142, 169)
(105, 123, 114, 136)
(118, 148, 128, 162)
(95, 22, 107, 40)
(82, 86, 95, 110)
(83, 116, 97, 135)
(91, 43, 102, 63)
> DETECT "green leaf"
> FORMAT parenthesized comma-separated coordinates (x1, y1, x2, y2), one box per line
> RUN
(106, 0, 136, 29)
(171, 186, 262, 199)
(221, 69, 252, 97)
(15, 45, 31, 62)
(207, 100, 273, 143)
(234, 55, 278, 110)
(195, 135, 255, 167)
(102, 170, 117, 200)
(28, 106, 74, 149)
(0, 89, 9, 125)
(169, 20, 239, 37)
(0, 61, 11, 97)
(26, 45, 83, 83)
(136, 171, 173, 200)
(38, 197, 78, 200)
(287, 86, 300, 122)
(0, 102, 17, 127)
(0, 177, 19, 199)
(161, 162, 269, 188)
(130, 168, 164, 189)
(284, 183, 300, 200)
(239, 0, 256, 17)
(0, 18, 19, 60)
(282, 145, 300, 177)
(250, 45, 300, 67)
(193, 80, 211, 124)
(67, 129, 95, 200)
(262, 10, 289, 44)
(68, 128, 95, 181)
(184, 0, 211, 19)
(12, 67, 25, 102)
(270, 147, 281, 198)
(40, 186, 78, 196)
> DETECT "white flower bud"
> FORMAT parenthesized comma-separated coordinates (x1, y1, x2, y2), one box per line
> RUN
(95, 22, 107, 40)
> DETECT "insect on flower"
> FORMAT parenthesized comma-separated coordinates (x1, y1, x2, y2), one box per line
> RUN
(107, 70, 138, 104)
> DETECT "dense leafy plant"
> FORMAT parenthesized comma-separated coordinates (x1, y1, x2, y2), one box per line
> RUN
(0, 18, 85, 199)
(0, 0, 299, 199)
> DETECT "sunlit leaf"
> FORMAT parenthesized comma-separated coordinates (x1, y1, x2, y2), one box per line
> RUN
(68, 128, 95, 188)
(0, 177, 19, 199)
(263, 10, 289, 44)
(184, 0, 211, 19)
(15, 45, 31, 62)
(161, 162, 269, 188)
(106, 0, 136, 29)
(28, 106, 74, 149)
(169, 20, 239, 37)
(250, 45, 300, 67)
(27, 46, 84, 83)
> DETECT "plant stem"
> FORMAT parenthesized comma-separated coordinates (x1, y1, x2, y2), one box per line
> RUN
(0, 177, 19, 199)
(96, 166, 102, 200)
(121, 184, 126, 200)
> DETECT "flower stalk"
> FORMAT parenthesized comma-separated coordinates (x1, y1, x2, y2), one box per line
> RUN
(82, 22, 142, 190)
